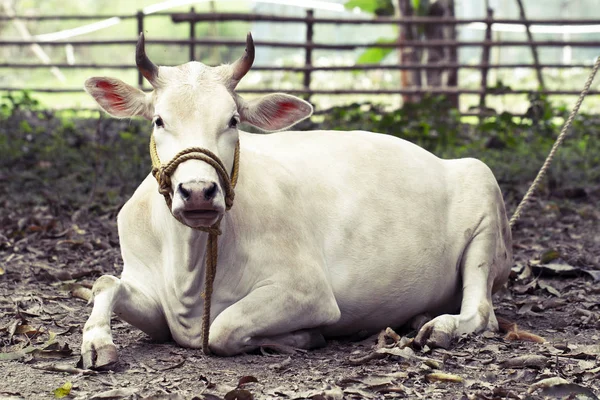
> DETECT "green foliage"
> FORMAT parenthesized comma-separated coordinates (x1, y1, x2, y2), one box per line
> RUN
(344, 0, 395, 16)
(0, 91, 40, 118)
(2, 91, 599, 213)
(0, 100, 151, 212)
(356, 38, 396, 64)
(348, 0, 434, 65)
(346, 0, 399, 64)
(309, 94, 600, 187)
(316, 95, 462, 154)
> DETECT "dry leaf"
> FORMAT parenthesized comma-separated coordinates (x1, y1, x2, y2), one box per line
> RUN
(15, 324, 47, 337)
(71, 284, 92, 302)
(224, 389, 253, 400)
(0, 331, 57, 361)
(89, 388, 138, 399)
(569, 344, 600, 360)
(540, 384, 599, 399)
(32, 343, 73, 359)
(499, 317, 545, 343)
(582, 270, 600, 281)
(501, 355, 548, 369)
(268, 356, 291, 370)
(527, 377, 569, 393)
(237, 376, 258, 387)
(538, 281, 561, 297)
(425, 372, 463, 383)
(376, 346, 415, 360)
(71, 224, 86, 235)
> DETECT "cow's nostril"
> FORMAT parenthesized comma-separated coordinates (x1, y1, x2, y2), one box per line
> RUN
(203, 182, 218, 200)
(177, 183, 191, 200)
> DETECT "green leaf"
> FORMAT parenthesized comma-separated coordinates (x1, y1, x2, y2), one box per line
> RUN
(345, 0, 395, 15)
(540, 249, 561, 264)
(345, 0, 379, 13)
(53, 381, 72, 398)
(356, 38, 396, 64)
(412, 0, 430, 16)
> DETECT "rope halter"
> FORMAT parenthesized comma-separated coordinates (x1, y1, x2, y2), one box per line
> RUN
(149, 134, 240, 353)
(149, 135, 240, 221)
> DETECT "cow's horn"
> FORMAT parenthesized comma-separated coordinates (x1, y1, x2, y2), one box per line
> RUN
(231, 33, 255, 84)
(136, 32, 159, 86)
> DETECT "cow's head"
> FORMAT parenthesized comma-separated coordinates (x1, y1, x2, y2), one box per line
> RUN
(85, 33, 313, 228)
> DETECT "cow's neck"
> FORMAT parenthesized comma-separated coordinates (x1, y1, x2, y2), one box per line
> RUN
(158, 200, 226, 313)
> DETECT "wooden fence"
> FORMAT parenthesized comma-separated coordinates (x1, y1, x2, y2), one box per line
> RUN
(1, 9, 599, 109)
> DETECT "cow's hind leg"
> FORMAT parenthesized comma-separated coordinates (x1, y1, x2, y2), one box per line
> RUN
(414, 229, 504, 348)
(81, 275, 168, 369)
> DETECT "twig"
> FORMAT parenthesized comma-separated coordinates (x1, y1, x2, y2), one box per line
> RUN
(347, 351, 387, 366)
(31, 363, 97, 375)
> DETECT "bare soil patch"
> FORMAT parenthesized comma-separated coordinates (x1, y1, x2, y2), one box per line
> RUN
(1, 173, 599, 399)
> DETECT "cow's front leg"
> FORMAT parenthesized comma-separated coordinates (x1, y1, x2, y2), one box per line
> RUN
(81, 275, 168, 369)
(208, 284, 340, 356)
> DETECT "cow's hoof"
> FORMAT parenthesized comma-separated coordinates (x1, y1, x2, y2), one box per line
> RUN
(413, 315, 457, 349)
(80, 343, 118, 370)
(414, 324, 452, 349)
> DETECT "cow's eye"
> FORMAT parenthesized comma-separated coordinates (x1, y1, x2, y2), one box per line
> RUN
(153, 116, 164, 128)
(229, 116, 238, 128)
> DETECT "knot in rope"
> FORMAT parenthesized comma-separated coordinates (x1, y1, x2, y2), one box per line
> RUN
(152, 166, 173, 199)
(149, 134, 240, 354)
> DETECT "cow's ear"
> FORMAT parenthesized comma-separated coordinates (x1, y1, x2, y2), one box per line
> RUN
(237, 93, 313, 132)
(85, 77, 153, 120)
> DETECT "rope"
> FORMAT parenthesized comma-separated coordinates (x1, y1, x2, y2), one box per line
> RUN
(509, 56, 600, 228)
(149, 134, 240, 354)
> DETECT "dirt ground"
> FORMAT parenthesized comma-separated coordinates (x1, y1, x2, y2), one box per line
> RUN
(1, 175, 599, 399)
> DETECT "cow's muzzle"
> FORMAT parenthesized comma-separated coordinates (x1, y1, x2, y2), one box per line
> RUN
(171, 180, 224, 227)
(149, 135, 240, 233)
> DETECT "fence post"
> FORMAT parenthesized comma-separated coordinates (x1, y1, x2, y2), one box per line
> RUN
(304, 9, 314, 102)
(479, 7, 493, 112)
(137, 10, 144, 88)
(447, 0, 459, 109)
(189, 7, 196, 61)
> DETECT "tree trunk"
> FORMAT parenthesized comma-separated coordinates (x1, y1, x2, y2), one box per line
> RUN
(424, 0, 458, 107)
(397, 0, 458, 106)
(397, 0, 420, 102)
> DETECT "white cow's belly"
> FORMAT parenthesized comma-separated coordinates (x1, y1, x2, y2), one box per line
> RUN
(322, 245, 464, 336)
(318, 194, 467, 336)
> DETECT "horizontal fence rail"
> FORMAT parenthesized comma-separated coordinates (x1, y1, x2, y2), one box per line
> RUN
(1, 39, 599, 48)
(3, 13, 600, 25)
(0, 63, 594, 70)
(1, 10, 599, 107)
(1, 87, 597, 96)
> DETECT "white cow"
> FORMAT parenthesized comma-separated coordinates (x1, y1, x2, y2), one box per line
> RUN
(80, 33, 512, 369)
